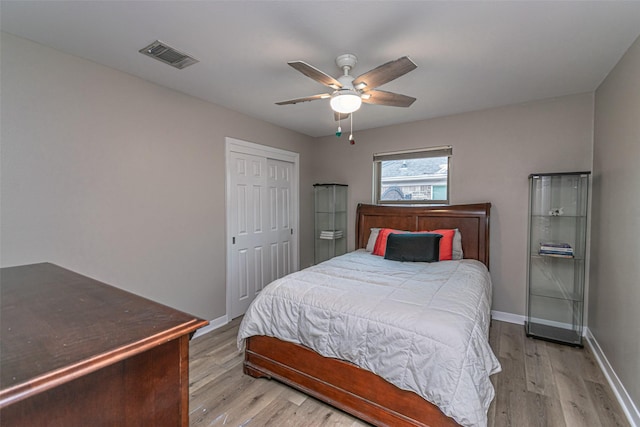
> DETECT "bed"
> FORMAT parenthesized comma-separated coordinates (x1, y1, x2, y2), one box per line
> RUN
(238, 203, 499, 427)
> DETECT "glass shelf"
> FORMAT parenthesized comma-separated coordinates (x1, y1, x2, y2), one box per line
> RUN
(531, 254, 584, 261)
(529, 289, 583, 302)
(530, 214, 587, 218)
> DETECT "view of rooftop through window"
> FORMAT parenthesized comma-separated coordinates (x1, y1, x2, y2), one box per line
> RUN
(380, 157, 448, 202)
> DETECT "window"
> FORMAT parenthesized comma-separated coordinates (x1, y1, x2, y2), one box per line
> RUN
(373, 146, 451, 204)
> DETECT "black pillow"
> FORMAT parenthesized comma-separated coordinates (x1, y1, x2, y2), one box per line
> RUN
(384, 233, 442, 262)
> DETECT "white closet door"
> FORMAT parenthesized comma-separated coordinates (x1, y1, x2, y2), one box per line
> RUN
(228, 151, 269, 318)
(267, 158, 294, 281)
(228, 151, 295, 319)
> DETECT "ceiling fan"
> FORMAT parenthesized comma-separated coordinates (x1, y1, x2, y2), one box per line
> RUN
(276, 54, 417, 120)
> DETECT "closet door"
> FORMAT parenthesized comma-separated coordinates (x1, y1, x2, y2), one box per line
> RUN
(228, 151, 269, 319)
(266, 158, 294, 281)
(227, 147, 297, 320)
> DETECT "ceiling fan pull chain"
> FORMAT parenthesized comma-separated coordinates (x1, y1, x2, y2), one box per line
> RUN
(336, 115, 342, 137)
(349, 114, 355, 145)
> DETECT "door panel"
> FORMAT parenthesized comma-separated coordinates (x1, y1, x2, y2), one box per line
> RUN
(237, 249, 248, 299)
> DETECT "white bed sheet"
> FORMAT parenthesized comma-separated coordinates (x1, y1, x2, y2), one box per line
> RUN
(238, 249, 501, 426)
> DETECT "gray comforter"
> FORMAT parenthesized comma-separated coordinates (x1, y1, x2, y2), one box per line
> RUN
(238, 250, 501, 426)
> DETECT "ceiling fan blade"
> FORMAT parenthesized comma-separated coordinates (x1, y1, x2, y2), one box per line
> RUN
(288, 61, 343, 89)
(361, 90, 416, 107)
(276, 93, 331, 106)
(334, 111, 350, 121)
(352, 56, 417, 90)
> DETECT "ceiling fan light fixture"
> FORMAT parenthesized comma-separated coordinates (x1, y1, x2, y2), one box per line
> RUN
(330, 90, 362, 114)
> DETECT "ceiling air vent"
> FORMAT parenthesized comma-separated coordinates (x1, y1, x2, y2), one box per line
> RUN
(139, 40, 199, 69)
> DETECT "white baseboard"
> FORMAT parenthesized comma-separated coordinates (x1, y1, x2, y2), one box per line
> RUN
(491, 310, 526, 325)
(585, 328, 640, 427)
(192, 314, 229, 339)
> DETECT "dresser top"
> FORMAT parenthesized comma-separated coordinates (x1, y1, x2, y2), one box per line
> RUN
(0, 262, 207, 407)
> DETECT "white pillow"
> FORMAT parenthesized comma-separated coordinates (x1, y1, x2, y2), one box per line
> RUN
(365, 228, 381, 252)
(452, 228, 464, 260)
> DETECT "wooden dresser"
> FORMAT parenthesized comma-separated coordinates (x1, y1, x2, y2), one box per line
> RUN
(0, 263, 208, 426)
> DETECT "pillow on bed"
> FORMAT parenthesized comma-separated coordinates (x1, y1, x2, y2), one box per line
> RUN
(365, 228, 381, 252)
(452, 228, 463, 260)
(384, 233, 442, 262)
(422, 229, 456, 261)
(372, 228, 405, 256)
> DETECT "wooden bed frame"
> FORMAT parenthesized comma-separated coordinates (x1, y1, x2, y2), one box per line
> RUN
(244, 203, 491, 427)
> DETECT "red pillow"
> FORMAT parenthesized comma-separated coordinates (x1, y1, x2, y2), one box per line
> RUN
(423, 229, 455, 261)
(372, 228, 402, 256)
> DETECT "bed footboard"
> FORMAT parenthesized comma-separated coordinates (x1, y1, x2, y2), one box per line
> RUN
(244, 335, 460, 427)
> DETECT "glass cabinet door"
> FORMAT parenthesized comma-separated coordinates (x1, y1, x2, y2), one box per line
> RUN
(526, 172, 590, 347)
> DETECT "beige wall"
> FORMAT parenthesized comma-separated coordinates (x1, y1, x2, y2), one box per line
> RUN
(0, 32, 315, 320)
(311, 93, 594, 315)
(592, 35, 640, 411)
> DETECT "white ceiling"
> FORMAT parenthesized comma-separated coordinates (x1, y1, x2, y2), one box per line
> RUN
(2, 1, 640, 137)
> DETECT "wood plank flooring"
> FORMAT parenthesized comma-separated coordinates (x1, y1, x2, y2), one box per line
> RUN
(189, 318, 629, 426)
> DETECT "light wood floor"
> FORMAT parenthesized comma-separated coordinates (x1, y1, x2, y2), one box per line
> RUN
(189, 318, 629, 426)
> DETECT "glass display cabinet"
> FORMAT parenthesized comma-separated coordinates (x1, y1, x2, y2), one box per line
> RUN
(525, 172, 590, 347)
(314, 184, 348, 264)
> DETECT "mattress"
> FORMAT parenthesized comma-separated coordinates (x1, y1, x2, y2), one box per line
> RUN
(238, 249, 501, 426)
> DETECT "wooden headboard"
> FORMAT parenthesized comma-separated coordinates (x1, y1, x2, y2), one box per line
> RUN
(355, 203, 491, 266)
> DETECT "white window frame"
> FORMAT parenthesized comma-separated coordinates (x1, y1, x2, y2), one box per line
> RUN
(373, 146, 452, 205)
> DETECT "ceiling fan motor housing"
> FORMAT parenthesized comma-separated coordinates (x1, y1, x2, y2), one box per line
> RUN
(337, 74, 356, 90)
